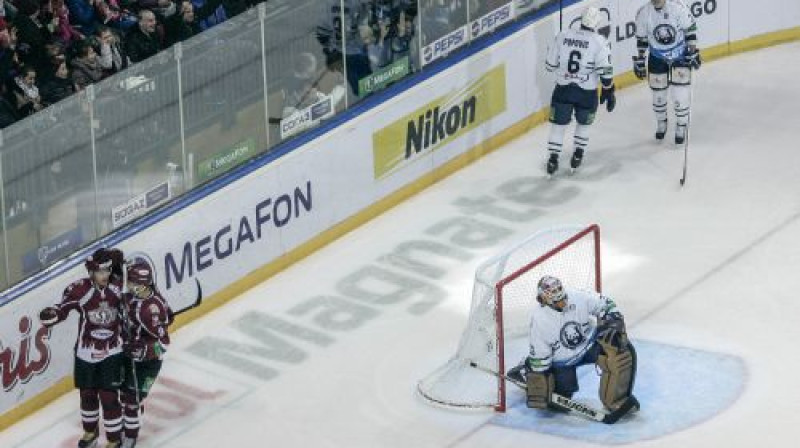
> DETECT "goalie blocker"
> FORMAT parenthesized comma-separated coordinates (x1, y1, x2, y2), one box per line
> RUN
(510, 276, 639, 417)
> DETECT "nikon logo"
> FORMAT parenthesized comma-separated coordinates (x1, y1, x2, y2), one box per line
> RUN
(406, 97, 477, 158)
(373, 64, 507, 180)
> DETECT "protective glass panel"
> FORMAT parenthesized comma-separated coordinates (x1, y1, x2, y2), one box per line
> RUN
(91, 47, 181, 236)
(339, 1, 420, 102)
(418, 0, 469, 68)
(181, 8, 270, 188)
(264, 0, 348, 146)
(0, 93, 96, 285)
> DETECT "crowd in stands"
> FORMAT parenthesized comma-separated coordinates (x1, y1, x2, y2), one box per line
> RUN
(0, 0, 531, 130)
(0, 0, 257, 128)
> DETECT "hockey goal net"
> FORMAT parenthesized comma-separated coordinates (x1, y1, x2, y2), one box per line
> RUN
(417, 224, 601, 412)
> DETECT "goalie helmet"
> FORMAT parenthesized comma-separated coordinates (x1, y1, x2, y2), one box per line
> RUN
(537, 275, 567, 310)
(581, 6, 603, 31)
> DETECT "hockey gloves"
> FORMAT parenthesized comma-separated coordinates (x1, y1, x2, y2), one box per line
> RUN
(600, 85, 616, 113)
(686, 47, 702, 70)
(632, 55, 647, 80)
(39, 307, 59, 327)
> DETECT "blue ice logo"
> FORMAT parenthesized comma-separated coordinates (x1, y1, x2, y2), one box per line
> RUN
(491, 340, 747, 445)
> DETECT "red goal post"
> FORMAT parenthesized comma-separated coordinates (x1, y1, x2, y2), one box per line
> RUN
(418, 224, 601, 412)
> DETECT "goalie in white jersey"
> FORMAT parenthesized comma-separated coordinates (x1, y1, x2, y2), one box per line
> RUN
(634, 0, 701, 144)
(507, 276, 639, 416)
(543, 6, 616, 176)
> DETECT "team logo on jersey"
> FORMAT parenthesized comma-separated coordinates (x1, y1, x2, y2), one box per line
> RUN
(88, 301, 118, 326)
(653, 24, 678, 45)
(560, 321, 585, 350)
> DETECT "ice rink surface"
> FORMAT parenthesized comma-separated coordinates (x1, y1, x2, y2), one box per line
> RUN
(3, 41, 800, 448)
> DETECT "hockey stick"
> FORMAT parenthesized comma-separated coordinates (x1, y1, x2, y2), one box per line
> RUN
(467, 361, 633, 424)
(679, 73, 694, 187)
(174, 293, 203, 317)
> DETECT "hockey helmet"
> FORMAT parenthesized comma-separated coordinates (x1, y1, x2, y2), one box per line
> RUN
(127, 261, 154, 286)
(85, 248, 114, 273)
(581, 7, 603, 31)
(537, 275, 567, 308)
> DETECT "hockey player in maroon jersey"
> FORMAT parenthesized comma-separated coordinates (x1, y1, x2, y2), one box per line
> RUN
(119, 261, 174, 448)
(39, 248, 126, 448)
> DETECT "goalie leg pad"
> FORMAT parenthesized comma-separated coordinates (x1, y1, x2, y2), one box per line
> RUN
(597, 342, 637, 411)
(526, 371, 555, 409)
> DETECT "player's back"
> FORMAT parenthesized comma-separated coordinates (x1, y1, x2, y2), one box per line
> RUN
(547, 28, 611, 90)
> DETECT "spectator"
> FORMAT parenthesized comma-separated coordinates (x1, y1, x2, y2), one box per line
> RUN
(43, 0, 84, 46)
(0, 84, 18, 127)
(96, 26, 126, 76)
(66, 0, 100, 36)
(70, 39, 102, 89)
(390, 7, 416, 68)
(138, 0, 177, 20)
(317, 0, 372, 97)
(40, 57, 76, 104)
(191, 0, 226, 31)
(12, 0, 54, 72)
(95, 0, 138, 31)
(125, 9, 160, 63)
(164, 0, 222, 46)
(0, 18, 20, 83)
(8, 64, 43, 116)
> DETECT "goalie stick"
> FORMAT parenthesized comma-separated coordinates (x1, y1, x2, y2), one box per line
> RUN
(467, 361, 635, 424)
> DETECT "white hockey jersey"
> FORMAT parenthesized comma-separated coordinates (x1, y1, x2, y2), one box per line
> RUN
(635, 0, 698, 62)
(527, 289, 618, 372)
(545, 27, 613, 90)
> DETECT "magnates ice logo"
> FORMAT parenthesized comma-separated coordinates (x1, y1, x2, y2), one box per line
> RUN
(163, 181, 313, 293)
(0, 316, 52, 391)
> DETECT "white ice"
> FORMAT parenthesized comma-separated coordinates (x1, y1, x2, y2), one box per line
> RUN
(3, 41, 800, 448)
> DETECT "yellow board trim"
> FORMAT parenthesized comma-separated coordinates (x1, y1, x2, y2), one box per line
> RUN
(2, 25, 799, 432)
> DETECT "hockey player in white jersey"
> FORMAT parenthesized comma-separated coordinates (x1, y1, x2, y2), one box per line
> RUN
(543, 6, 616, 177)
(507, 276, 639, 416)
(634, 0, 701, 144)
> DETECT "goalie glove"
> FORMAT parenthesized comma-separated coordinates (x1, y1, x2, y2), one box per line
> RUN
(632, 55, 647, 80)
(597, 311, 628, 350)
(686, 47, 702, 70)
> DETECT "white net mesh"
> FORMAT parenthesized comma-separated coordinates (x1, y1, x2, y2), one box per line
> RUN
(417, 225, 600, 411)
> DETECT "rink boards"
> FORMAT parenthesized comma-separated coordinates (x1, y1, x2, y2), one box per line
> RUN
(1, 0, 798, 430)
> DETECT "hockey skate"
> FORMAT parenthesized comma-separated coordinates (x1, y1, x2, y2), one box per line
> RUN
(546, 154, 559, 178)
(570, 148, 584, 174)
(675, 124, 687, 145)
(77, 431, 99, 448)
(121, 436, 137, 448)
(655, 119, 668, 141)
(104, 441, 121, 448)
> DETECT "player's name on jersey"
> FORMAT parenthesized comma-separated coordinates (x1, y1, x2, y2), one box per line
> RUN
(280, 95, 335, 140)
(564, 38, 590, 49)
